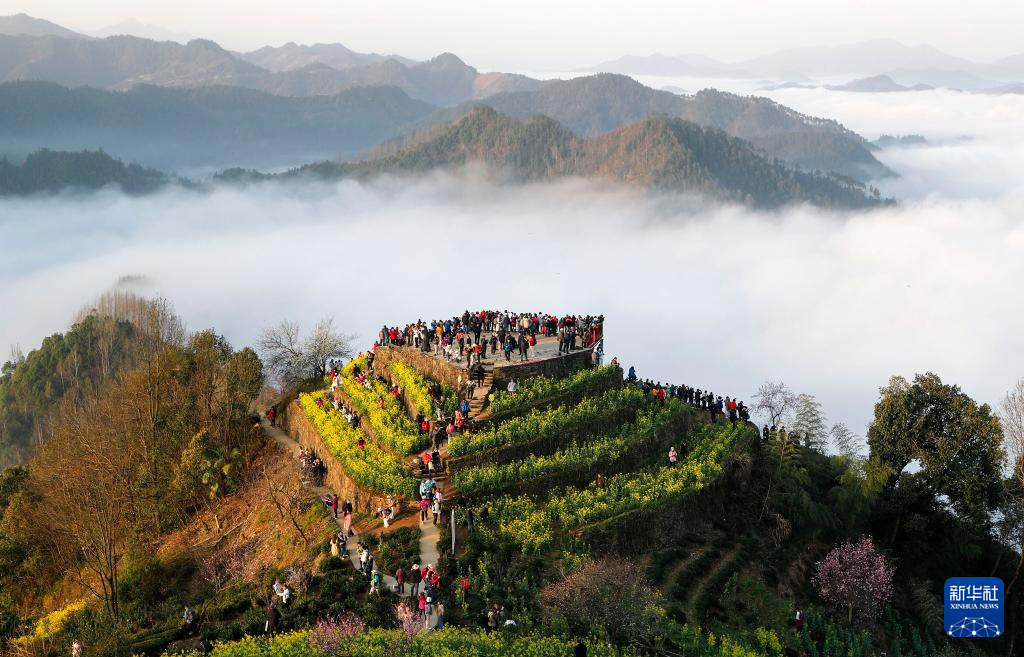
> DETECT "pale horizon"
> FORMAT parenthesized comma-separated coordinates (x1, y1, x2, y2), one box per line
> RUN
(2, 0, 1023, 71)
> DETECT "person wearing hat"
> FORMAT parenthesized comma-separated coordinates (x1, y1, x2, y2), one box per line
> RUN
(410, 563, 422, 596)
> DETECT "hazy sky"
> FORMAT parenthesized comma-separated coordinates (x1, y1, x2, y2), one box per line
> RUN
(3, 0, 1023, 70)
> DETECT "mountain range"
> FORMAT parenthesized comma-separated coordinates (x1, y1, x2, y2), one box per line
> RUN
(87, 19, 192, 43)
(590, 40, 1024, 91)
(0, 106, 887, 209)
(423, 75, 890, 181)
(0, 74, 889, 181)
(0, 13, 896, 201)
(0, 31, 537, 106)
(5, 15, 1023, 87)
(238, 42, 417, 71)
(230, 106, 885, 210)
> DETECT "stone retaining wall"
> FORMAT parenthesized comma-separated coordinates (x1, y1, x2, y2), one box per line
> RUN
(491, 346, 597, 388)
(283, 399, 401, 513)
(373, 343, 598, 393)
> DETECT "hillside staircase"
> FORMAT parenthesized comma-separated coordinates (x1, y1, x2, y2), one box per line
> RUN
(468, 369, 493, 418)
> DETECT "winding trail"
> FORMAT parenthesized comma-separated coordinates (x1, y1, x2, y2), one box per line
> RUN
(262, 419, 442, 628)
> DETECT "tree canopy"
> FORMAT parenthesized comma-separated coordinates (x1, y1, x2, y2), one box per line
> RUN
(867, 373, 1005, 524)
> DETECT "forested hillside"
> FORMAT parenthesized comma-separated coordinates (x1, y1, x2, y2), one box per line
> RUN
(284, 107, 886, 209)
(0, 149, 170, 195)
(424, 74, 890, 181)
(0, 293, 267, 634)
(0, 313, 134, 466)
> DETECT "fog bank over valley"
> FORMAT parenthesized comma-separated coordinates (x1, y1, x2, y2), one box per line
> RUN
(2, 167, 1022, 437)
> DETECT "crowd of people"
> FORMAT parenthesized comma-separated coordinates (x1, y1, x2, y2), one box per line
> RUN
(760, 423, 806, 447)
(319, 494, 356, 535)
(483, 603, 516, 632)
(374, 310, 605, 366)
(626, 366, 751, 427)
(396, 561, 446, 629)
(297, 446, 326, 487)
(418, 476, 445, 524)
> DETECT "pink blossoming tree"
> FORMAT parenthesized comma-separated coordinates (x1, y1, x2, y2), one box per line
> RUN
(813, 536, 895, 626)
(309, 612, 366, 653)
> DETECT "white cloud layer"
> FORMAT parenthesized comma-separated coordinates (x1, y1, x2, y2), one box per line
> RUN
(2, 172, 1023, 437)
(2, 86, 1023, 438)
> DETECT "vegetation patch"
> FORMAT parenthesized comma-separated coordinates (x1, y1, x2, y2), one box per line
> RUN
(447, 385, 647, 460)
(488, 365, 623, 419)
(366, 526, 421, 575)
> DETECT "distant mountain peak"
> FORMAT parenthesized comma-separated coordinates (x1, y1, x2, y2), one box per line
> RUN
(88, 18, 191, 43)
(825, 74, 934, 93)
(0, 13, 87, 39)
(427, 52, 470, 68)
(185, 37, 226, 50)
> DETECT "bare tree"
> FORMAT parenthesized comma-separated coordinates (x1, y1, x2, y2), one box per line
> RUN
(258, 320, 302, 387)
(1003, 378, 1024, 477)
(265, 468, 311, 545)
(198, 541, 252, 593)
(7, 344, 24, 366)
(30, 390, 137, 616)
(999, 378, 1024, 594)
(258, 317, 354, 386)
(752, 380, 798, 427)
(82, 289, 186, 347)
(301, 317, 355, 378)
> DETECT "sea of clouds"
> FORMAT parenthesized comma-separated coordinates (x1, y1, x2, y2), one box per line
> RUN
(2, 83, 1023, 438)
